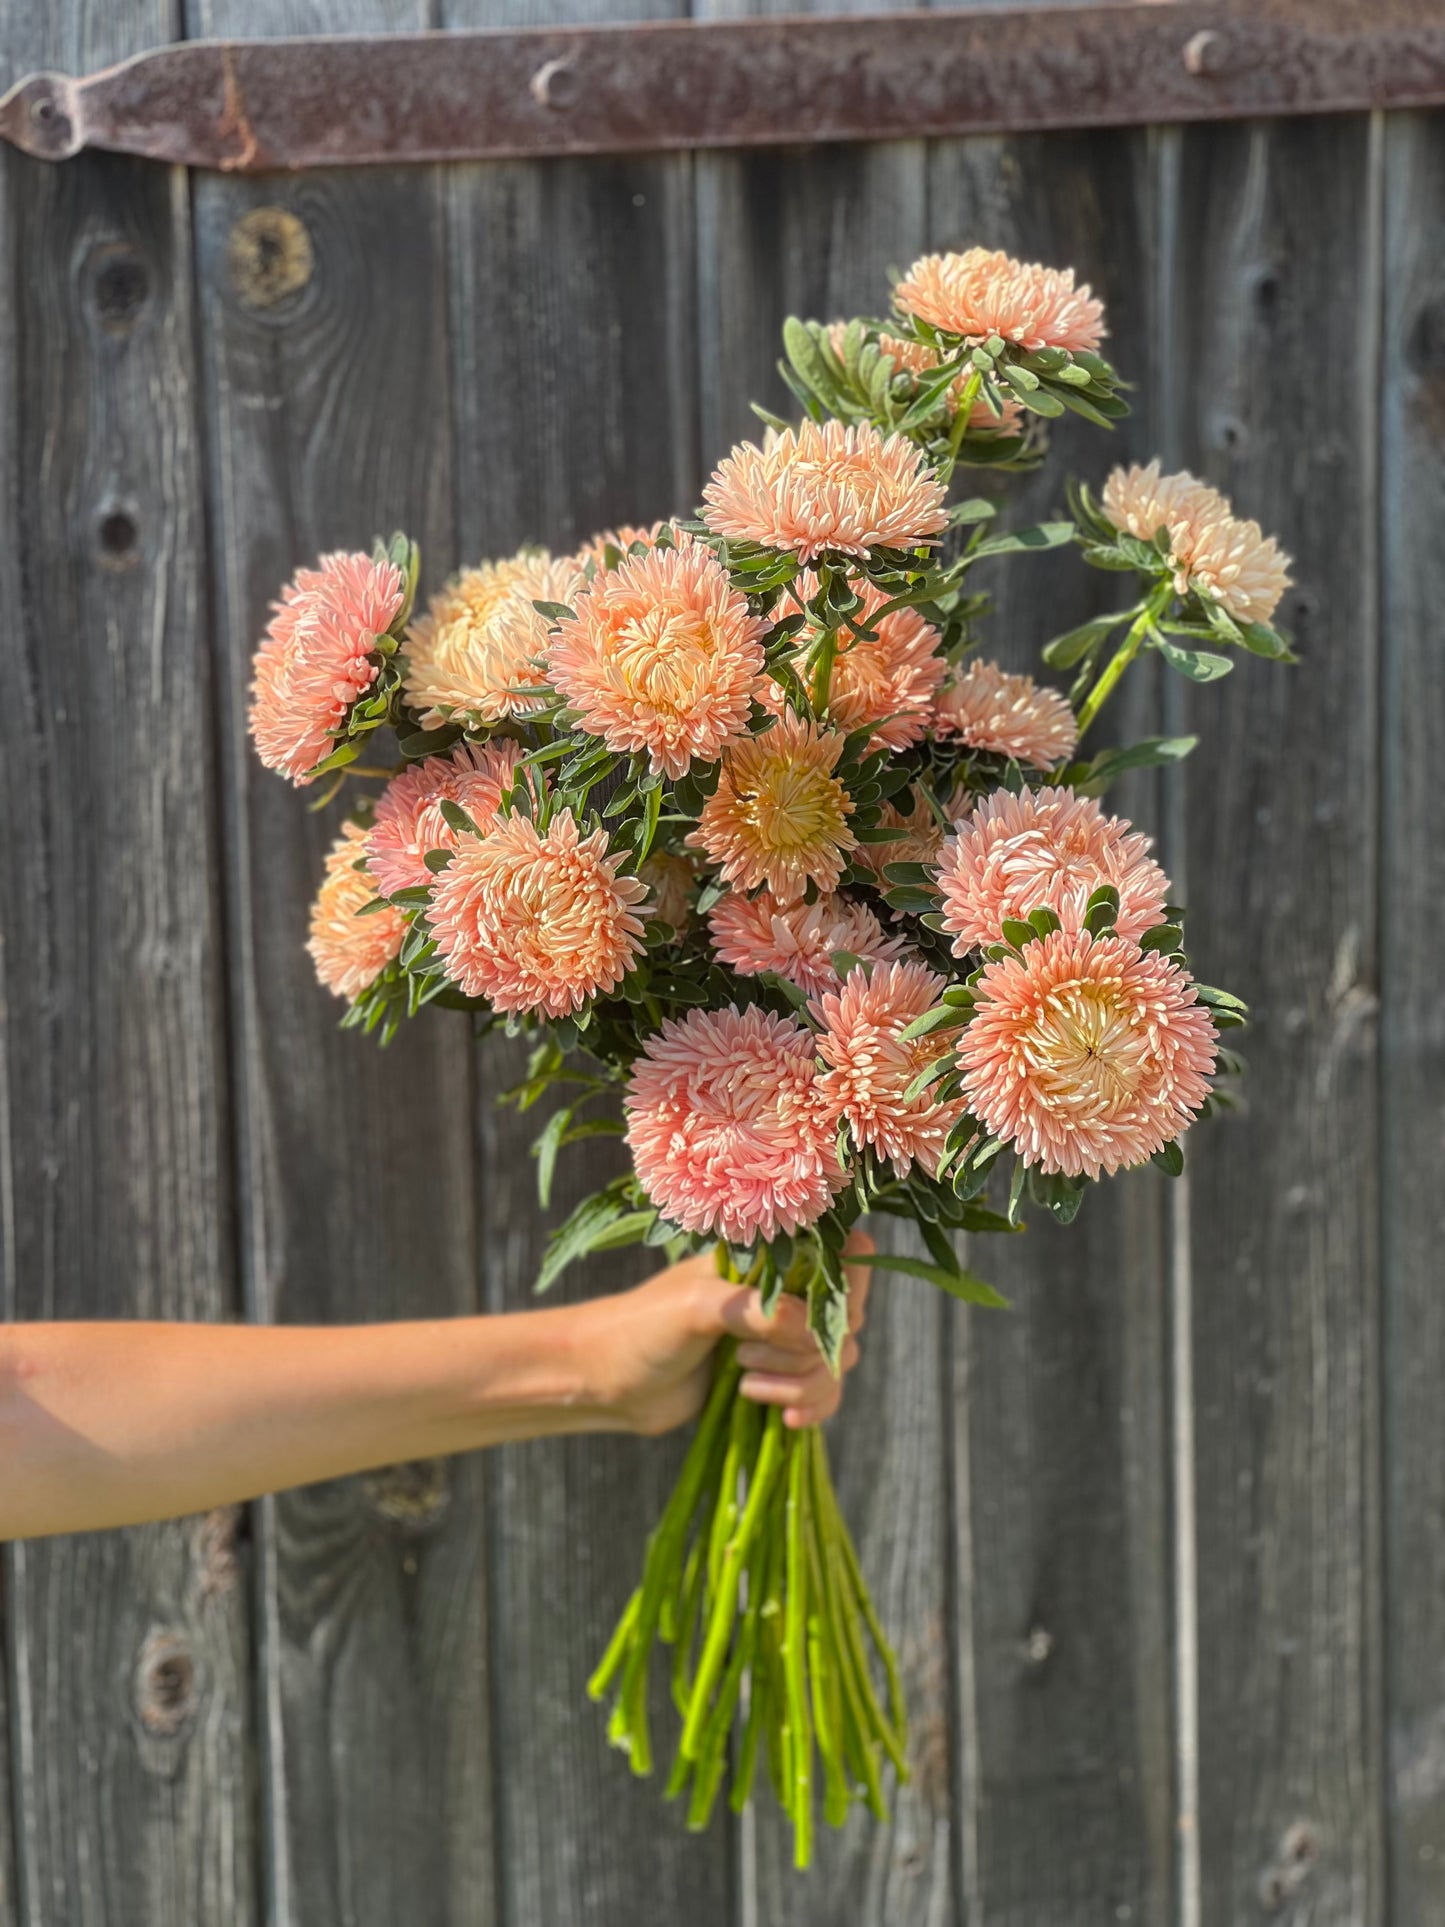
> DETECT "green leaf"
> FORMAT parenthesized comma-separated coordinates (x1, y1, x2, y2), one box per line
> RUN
(532, 599, 577, 624)
(1140, 923, 1184, 953)
(898, 1003, 960, 1042)
(1084, 884, 1120, 935)
(423, 848, 452, 874)
(1077, 736, 1199, 787)
(971, 521, 1075, 560)
(1041, 611, 1127, 669)
(807, 1262, 850, 1374)
(1028, 1167, 1088, 1225)
(1001, 918, 1037, 951)
(532, 1104, 574, 1210)
(1151, 1140, 1185, 1177)
(438, 798, 479, 838)
(535, 1193, 656, 1294)
(1028, 906, 1062, 938)
(1155, 637, 1235, 683)
(852, 1251, 1008, 1309)
(1238, 620, 1297, 661)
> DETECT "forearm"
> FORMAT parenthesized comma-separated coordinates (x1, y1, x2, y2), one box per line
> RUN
(0, 1309, 622, 1541)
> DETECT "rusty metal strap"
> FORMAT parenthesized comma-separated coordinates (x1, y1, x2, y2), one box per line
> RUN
(1, 1, 1442, 172)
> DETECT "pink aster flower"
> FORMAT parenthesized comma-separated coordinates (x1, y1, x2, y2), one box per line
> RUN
(933, 658, 1079, 769)
(689, 714, 857, 905)
(894, 248, 1106, 356)
(548, 543, 767, 778)
(249, 552, 405, 785)
(827, 322, 1024, 434)
(1101, 461, 1292, 625)
(307, 821, 405, 1002)
(428, 808, 647, 1016)
(957, 929, 1217, 1179)
(365, 739, 525, 898)
(624, 1004, 846, 1245)
(402, 549, 582, 726)
(935, 785, 1169, 952)
(701, 419, 949, 564)
(815, 959, 967, 1178)
(709, 888, 909, 997)
(759, 571, 947, 752)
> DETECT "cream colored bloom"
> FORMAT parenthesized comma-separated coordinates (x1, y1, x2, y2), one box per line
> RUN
(403, 549, 582, 725)
(1101, 462, 1292, 625)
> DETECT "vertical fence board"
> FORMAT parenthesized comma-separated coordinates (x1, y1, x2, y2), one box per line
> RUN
(1172, 115, 1384, 1926)
(0, 3, 258, 1922)
(187, 6, 493, 1926)
(440, 4, 724, 1922)
(0, 1575, 14, 1927)
(926, 129, 1176, 1926)
(1379, 109, 1445, 1926)
(693, 90, 959, 1921)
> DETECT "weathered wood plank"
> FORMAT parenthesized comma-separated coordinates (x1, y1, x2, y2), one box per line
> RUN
(186, 6, 494, 1925)
(927, 128, 1176, 1925)
(438, 2, 734, 1919)
(691, 71, 959, 1914)
(0, 4, 259, 1922)
(1171, 114, 1384, 1924)
(1378, 109, 1445, 1926)
(0, 1572, 14, 1927)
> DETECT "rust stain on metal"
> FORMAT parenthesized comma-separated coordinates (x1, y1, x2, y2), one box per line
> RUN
(0, 1, 1442, 172)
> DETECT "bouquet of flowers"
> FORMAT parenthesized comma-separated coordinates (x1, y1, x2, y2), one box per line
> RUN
(248, 246, 1291, 1866)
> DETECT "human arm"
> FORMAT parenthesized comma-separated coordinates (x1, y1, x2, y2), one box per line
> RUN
(0, 1233, 872, 1541)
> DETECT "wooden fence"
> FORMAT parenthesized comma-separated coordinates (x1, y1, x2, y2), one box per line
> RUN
(1, 1, 1440, 1922)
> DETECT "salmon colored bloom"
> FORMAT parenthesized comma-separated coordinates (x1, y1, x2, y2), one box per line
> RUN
(957, 929, 1216, 1179)
(307, 821, 405, 1002)
(548, 543, 767, 778)
(402, 549, 582, 726)
(249, 552, 404, 784)
(815, 959, 967, 1178)
(935, 785, 1169, 953)
(429, 808, 647, 1016)
(701, 419, 949, 564)
(624, 1005, 847, 1244)
(689, 715, 857, 904)
(894, 248, 1106, 356)
(827, 322, 1024, 433)
(933, 658, 1079, 769)
(365, 740, 525, 898)
(709, 888, 909, 997)
(638, 850, 698, 939)
(1101, 461, 1292, 625)
(760, 571, 947, 752)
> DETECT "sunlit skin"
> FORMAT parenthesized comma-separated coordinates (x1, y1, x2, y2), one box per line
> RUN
(0, 1236, 872, 1543)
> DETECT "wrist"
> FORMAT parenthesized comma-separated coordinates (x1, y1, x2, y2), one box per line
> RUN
(455, 1305, 624, 1443)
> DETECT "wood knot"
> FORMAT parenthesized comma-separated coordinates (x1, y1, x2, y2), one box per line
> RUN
(193, 1505, 243, 1596)
(88, 242, 150, 337)
(229, 206, 313, 310)
(362, 1457, 451, 1530)
(96, 503, 140, 569)
(134, 1629, 199, 1737)
(1258, 1819, 1319, 1911)
(1021, 1624, 1054, 1668)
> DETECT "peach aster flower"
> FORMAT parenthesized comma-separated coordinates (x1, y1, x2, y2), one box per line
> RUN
(935, 785, 1169, 953)
(428, 808, 647, 1016)
(701, 419, 948, 564)
(827, 322, 1024, 433)
(548, 543, 767, 778)
(624, 1004, 847, 1245)
(249, 552, 404, 785)
(957, 929, 1217, 1179)
(760, 571, 947, 752)
(365, 739, 525, 898)
(894, 248, 1106, 356)
(815, 959, 968, 1178)
(402, 549, 582, 726)
(1101, 461, 1292, 625)
(307, 821, 405, 1001)
(933, 658, 1079, 769)
(709, 888, 909, 997)
(576, 522, 688, 574)
(689, 715, 857, 904)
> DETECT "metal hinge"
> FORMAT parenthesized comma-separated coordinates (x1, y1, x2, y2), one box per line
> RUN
(1, 2, 1442, 173)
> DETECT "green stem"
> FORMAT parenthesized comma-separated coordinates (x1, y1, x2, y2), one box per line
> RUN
(1073, 586, 1169, 743)
(784, 1430, 815, 1869)
(808, 1431, 887, 1819)
(680, 1404, 786, 1760)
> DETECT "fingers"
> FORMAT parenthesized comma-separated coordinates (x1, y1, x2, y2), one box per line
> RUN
(842, 1227, 874, 1333)
(740, 1334, 858, 1429)
(716, 1285, 812, 1350)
